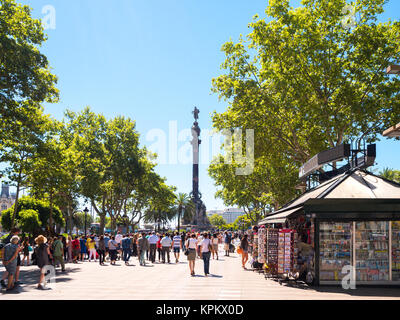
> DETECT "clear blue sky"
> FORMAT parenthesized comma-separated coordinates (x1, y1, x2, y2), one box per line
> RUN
(19, 0, 400, 211)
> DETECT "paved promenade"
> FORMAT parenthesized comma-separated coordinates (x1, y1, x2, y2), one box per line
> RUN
(1, 245, 400, 300)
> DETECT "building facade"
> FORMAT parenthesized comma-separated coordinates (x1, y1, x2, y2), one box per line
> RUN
(207, 208, 246, 224)
(0, 184, 16, 232)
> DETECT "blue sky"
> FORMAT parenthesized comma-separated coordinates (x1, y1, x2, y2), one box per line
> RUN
(17, 0, 400, 211)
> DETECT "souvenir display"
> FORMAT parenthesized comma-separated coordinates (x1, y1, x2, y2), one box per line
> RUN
(266, 229, 278, 267)
(355, 221, 389, 281)
(277, 229, 297, 274)
(392, 221, 400, 281)
(258, 227, 266, 263)
(319, 222, 352, 281)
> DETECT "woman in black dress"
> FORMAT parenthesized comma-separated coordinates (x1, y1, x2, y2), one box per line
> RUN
(21, 237, 30, 266)
(131, 234, 138, 257)
(34, 235, 52, 290)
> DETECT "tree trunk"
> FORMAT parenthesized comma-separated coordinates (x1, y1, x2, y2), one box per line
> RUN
(68, 204, 73, 235)
(10, 179, 21, 230)
(178, 208, 183, 232)
(98, 214, 105, 234)
(49, 191, 54, 236)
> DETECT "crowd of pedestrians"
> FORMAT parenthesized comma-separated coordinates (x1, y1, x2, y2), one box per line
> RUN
(1, 228, 247, 292)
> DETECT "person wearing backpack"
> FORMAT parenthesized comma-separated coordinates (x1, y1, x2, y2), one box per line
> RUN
(52, 235, 66, 272)
(2, 235, 20, 292)
(121, 234, 132, 266)
(224, 232, 232, 257)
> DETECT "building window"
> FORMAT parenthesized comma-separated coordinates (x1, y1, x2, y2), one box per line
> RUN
(1, 205, 7, 211)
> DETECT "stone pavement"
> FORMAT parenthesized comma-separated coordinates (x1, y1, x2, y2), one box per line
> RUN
(1, 245, 400, 300)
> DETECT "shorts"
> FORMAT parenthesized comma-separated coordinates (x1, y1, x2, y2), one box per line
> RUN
(5, 262, 17, 275)
(213, 244, 218, 251)
(73, 249, 80, 257)
(173, 247, 180, 253)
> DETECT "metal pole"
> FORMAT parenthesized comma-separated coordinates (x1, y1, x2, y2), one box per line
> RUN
(84, 210, 87, 237)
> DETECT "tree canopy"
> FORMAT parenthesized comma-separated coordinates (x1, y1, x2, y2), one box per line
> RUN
(209, 0, 400, 221)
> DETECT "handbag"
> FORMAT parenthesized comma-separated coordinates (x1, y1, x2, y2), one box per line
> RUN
(28, 246, 33, 252)
(184, 249, 189, 256)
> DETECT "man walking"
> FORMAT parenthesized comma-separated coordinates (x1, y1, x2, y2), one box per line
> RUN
(104, 233, 110, 261)
(121, 234, 132, 266)
(52, 235, 66, 272)
(224, 231, 232, 257)
(2, 235, 20, 292)
(161, 233, 172, 264)
(137, 233, 149, 266)
(172, 232, 182, 263)
(1, 228, 22, 288)
(148, 231, 159, 263)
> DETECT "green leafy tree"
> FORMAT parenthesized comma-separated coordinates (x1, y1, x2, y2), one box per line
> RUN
(209, 214, 227, 229)
(1, 196, 63, 232)
(64, 108, 151, 234)
(18, 209, 41, 235)
(0, 0, 58, 143)
(73, 211, 94, 232)
(210, 0, 400, 212)
(0, 110, 51, 229)
(29, 120, 69, 235)
(379, 167, 400, 183)
(144, 183, 177, 232)
(173, 193, 193, 232)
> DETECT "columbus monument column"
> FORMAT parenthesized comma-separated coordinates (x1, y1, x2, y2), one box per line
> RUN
(190, 107, 210, 229)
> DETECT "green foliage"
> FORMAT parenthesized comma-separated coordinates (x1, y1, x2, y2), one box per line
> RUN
(233, 214, 253, 231)
(0, 0, 58, 143)
(210, 0, 400, 214)
(0, 208, 12, 231)
(73, 211, 94, 231)
(379, 168, 400, 183)
(209, 214, 227, 228)
(18, 209, 41, 235)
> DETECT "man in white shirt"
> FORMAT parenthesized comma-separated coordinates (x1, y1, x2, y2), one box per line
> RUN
(115, 232, 123, 244)
(172, 232, 182, 263)
(199, 233, 212, 276)
(148, 232, 159, 263)
(161, 233, 172, 264)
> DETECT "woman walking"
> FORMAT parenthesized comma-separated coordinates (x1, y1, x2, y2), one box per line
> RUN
(34, 235, 52, 290)
(67, 236, 73, 263)
(156, 234, 162, 263)
(108, 236, 119, 265)
(21, 237, 30, 266)
(131, 234, 138, 257)
(3, 235, 20, 292)
(199, 233, 212, 276)
(86, 236, 97, 262)
(62, 236, 68, 262)
(71, 236, 80, 263)
(97, 235, 106, 265)
(240, 234, 249, 269)
(186, 233, 198, 276)
(211, 234, 219, 260)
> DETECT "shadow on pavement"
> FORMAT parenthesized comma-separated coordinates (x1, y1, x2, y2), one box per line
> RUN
(0, 267, 79, 295)
(266, 277, 400, 298)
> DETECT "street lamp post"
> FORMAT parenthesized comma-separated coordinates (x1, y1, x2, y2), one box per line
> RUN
(84, 207, 89, 237)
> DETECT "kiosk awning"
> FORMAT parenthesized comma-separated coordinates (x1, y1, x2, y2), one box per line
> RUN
(258, 207, 303, 225)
